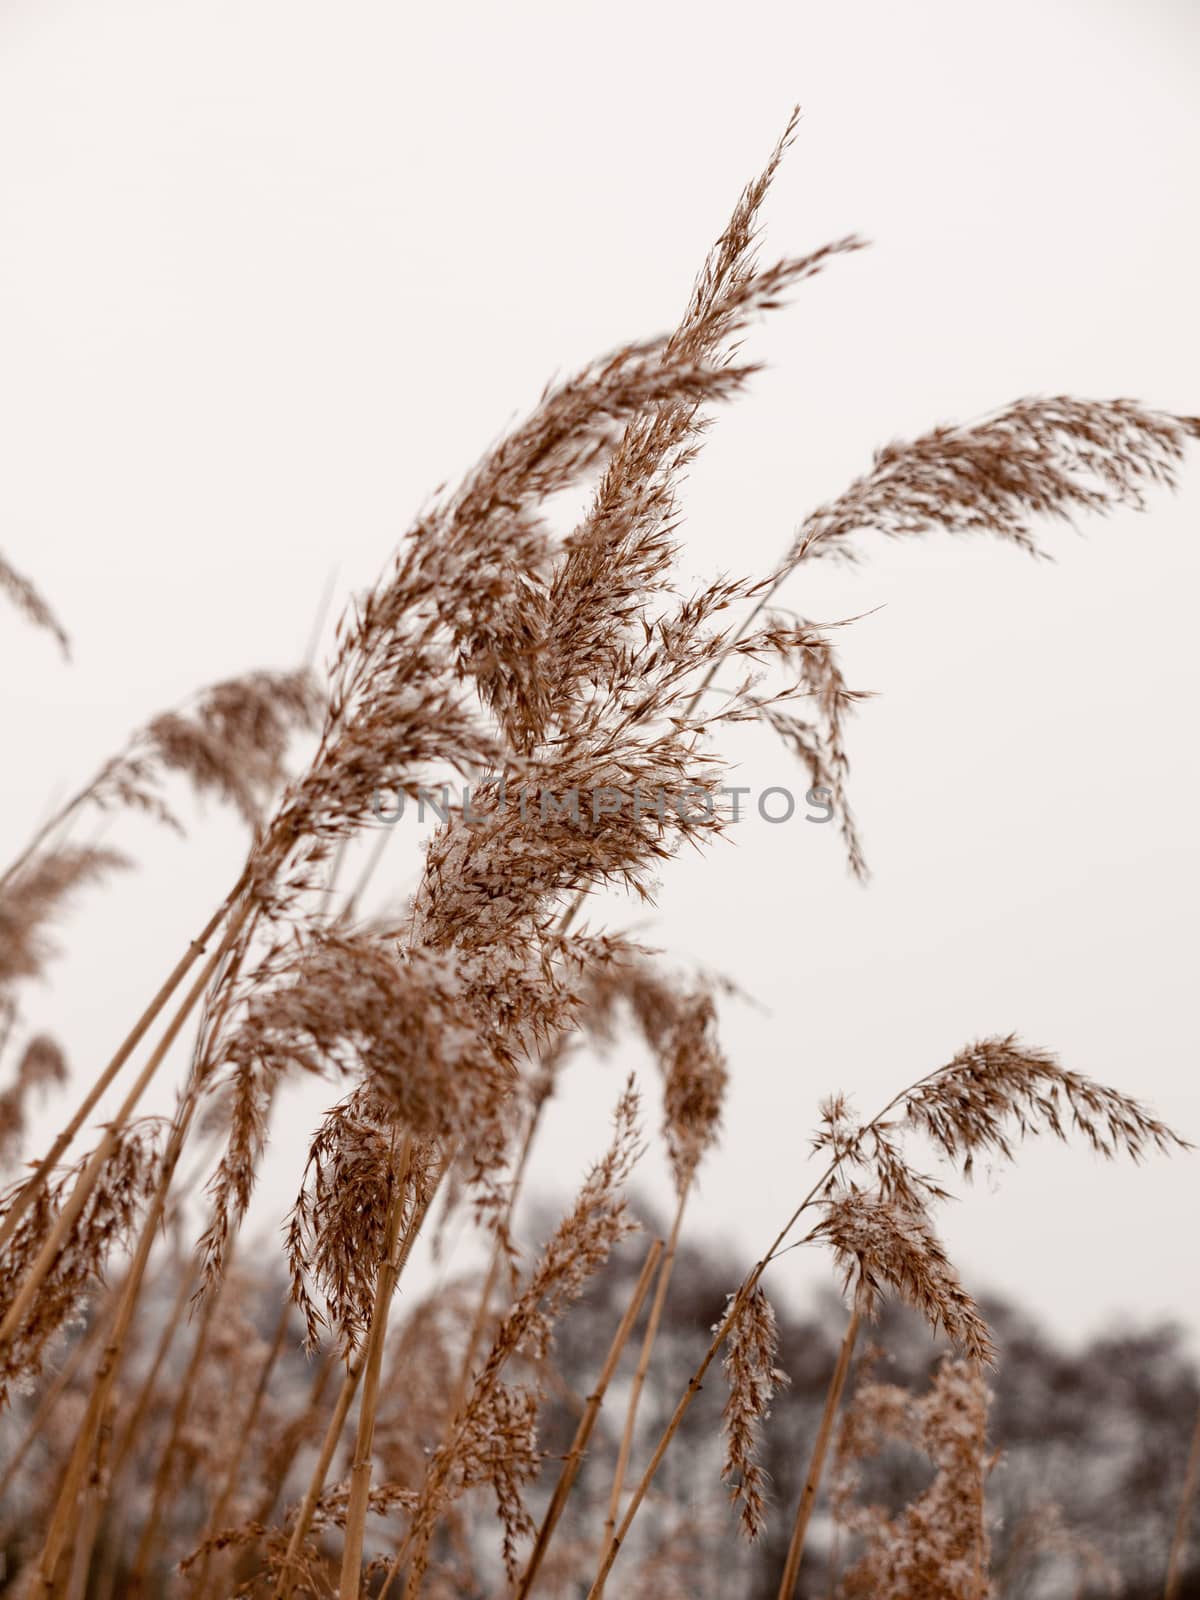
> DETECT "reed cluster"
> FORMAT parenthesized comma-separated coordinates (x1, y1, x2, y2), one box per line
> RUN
(1, 109, 1196, 1598)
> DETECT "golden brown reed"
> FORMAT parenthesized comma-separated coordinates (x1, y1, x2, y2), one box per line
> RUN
(0, 103, 1195, 1600)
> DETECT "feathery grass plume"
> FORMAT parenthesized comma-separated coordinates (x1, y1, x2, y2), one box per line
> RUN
(813, 1187, 995, 1364)
(430, 339, 769, 749)
(0, 669, 322, 896)
(833, 1356, 994, 1600)
(783, 397, 1200, 571)
(658, 988, 728, 1194)
(198, 929, 507, 1296)
(730, 617, 873, 878)
(720, 400, 1200, 877)
(0, 1036, 67, 1170)
(286, 1102, 437, 1353)
(1, 103, 1197, 1600)
(183, 311, 796, 1300)
(0, 846, 131, 990)
(534, 123, 862, 729)
(0, 551, 69, 655)
(895, 1033, 1187, 1170)
(572, 950, 731, 1194)
(0, 1119, 161, 1402)
(391, 1077, 643, 1594)
(248, 335, 770, 895)
(804, 1037, 1188, 1363)
(590, 1035, 1188, 1592)
(405, 740, 727, 957)
(90, 667, 324, 833)
(719, 1284, 790, 1540)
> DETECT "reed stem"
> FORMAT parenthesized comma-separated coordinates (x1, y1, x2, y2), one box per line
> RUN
(0, 892, 248, 1353)
(1165, 1399, 1200, 1600)
(512, 1237, 663, 1600)
(338, 1134, 414, 1600)
(597, 1181, 689, 1592)
(775, 1306, 861, 1600)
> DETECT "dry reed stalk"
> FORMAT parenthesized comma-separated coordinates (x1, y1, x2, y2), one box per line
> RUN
(0, 899, 248, 1369)
(588, 1041, 1180, 1591)
(597, 1177, 691, 1593)
(446, 1101, 544, 1424)
(63, 1386, 116, 1600)
(93, 1490, 129, 1600)
(273, 1152, 444, 1600)
(188, 1295, 292, 1599)
(337, 1132, 415, 1600)
(586, 1133, 860, 1592)
(272, 1357, 363, 1600)
(775, 1305, 862, 1600)
(0, 870, 246, 1261)
(32, 1094, 202, 1595)
(1165, 1399, 1200, 1600)
(109, 1258, 196, 1474)
(387, 1082, 643, 1600)
(512, 1235, 664, 1600)
(127, 1267, 229, 1591)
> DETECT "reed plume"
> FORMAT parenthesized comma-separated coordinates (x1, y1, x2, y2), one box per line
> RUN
(0, 103, 1194, 1600)
(0, 551, 68, 656)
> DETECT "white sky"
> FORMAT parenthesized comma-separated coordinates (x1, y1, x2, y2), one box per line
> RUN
(1, 0, 1197, 1350)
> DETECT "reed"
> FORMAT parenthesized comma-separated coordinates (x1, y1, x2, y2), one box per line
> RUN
(0, 106, 1194, 1600)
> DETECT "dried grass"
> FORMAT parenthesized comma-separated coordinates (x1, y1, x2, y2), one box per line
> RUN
(0, 107, 1194, 1600)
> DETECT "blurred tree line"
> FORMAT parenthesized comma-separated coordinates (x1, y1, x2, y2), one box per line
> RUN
(535, 1202, 1200, 1599)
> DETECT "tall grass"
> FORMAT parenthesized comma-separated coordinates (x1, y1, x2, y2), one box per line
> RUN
(0, 109, 1196, 1598)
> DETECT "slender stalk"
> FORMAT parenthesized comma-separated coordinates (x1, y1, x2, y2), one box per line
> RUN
(512, 1237, 663, 1600)
(272, 1357, 364, 1600)
(598, 1180, 689, 1589)
(775, 1306, 861, 1600)
(447, 1099, 544, 1423)
(33, 1093, 201, 1595)
(585, 1063, 951, 1594)
(190, 1296, 292, 1599)
(338, 1134, 414, 1600)
(107, 1254, 197, 1482)
(128, 1270, 228, 1590)
(0, 869, 247, 1260)
(274, 1152, 444, 1600)
(0, 895, 248, 1355)
(0, 775, 98, 892)
(94, 1491, 130, 1600)
(64, 1387, 117, 1600)
(1166, 1399, 1200, 1600)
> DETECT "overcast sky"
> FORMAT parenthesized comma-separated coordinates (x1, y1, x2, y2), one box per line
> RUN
(1, 0, 1197, 1350)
